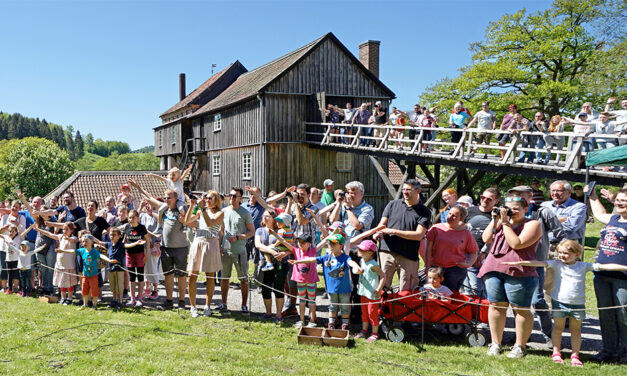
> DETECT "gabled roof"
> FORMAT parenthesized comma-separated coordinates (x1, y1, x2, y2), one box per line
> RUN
(160, 61, 247, 118)
(196, 32, 396, 115)
(44, 171, 169, 209)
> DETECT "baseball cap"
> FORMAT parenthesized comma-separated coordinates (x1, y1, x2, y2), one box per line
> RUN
(507, 185, 533, 194)
(323, 179, 334, 187)
(357, 240, 377, 253)
(577, 113, 588, 118)
(295, 233, 312, 243)
(20, 240, 30, 247)
(328, 234, 345, 245)
(274, 213, 293, 225)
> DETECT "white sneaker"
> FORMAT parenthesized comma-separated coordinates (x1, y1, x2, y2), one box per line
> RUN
(190, 306, 199, 318)
(294, 321, 304, 328)
(507, 344, 526, 358)
(306, 321, 317, 328)
(203, 305, 212, 317)
(487, 342, 502, 356)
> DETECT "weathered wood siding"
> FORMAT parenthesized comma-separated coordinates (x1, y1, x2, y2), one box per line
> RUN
(154, 121, 184, 156)
(264, 143, 391, 218)
(264, 95, 308, 142)
(204, 146, 260, 194)
(204, 99, 259, 151)
(267, 38, 389, 98)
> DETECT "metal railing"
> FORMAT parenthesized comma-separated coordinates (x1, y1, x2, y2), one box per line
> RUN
(304, 122, 627, 175)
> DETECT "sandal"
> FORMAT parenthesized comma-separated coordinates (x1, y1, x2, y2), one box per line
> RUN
(552, 353, 564, 364)
(570, 354, 583, 367)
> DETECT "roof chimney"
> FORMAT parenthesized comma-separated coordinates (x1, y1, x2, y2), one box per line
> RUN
(179, 73, 186, 101)
(359, 40, 380, 78)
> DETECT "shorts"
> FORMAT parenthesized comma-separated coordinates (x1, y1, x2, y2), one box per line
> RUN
(160, 246, 188, 277)
(126, 252, 145, 268)
(296, 282, 316, 304)
(483, 271, 538, 307)
(81, 275, 99, 297)
(379, 251, 418, 291)
(552, 299, 586, 321)
(328, 292, 350, 315)
(221, 252, 248, 281)
(473, 133, 491, 144)
(360, 295, 379, 326)
(496, 133, 511, 144)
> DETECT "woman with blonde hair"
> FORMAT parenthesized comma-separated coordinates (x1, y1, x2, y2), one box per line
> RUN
(184, 190, 224, 318)
(536, 115, 565, 165)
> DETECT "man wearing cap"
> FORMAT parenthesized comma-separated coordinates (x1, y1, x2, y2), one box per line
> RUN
(374, 179, 431, 291)
(321, 179, 335, 206)
(508, 185, 564, 343)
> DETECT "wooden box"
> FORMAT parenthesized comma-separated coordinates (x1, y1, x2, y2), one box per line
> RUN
(297, 327, 324, 346)
(38, 296, 59, 304)
(322, 329, 350, 347)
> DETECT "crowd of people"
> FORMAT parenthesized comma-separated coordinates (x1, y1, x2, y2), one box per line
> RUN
(322, 97, 627, 167)
(0, 166, 625, 365)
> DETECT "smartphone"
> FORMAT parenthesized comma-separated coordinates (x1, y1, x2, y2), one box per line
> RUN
(586, 181, 596, 196)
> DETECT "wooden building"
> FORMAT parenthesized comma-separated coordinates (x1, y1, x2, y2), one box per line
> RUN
(155, 32, 396, 216)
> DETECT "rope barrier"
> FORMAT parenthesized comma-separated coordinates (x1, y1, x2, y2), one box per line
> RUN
(3, 262, 626, 312)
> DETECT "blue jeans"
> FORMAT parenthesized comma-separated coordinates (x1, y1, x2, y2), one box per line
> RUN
(596, 140, 616, 149)
(531, 267, 552, 337)
(517, 135, 538, 162)
(483, 272, 538, 307)
(37, 246, 56, 294)
(360, 126, 372, 146)
(464, 266, 485, 297)
(593, 274, 627, 357)
(19, 269, 32, 294)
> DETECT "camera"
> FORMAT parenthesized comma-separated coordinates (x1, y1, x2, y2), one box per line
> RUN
(338, 191, 345, 199)
(492, 207, 513, 217)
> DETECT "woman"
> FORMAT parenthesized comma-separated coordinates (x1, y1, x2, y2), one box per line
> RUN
(139, 198, 163, 300)
(439, 188, 458, 223)
(34, 214, 57, 295)
(496, 104, 519, 158)
(184, 191, 223, 318)
(478, 196, 542, 358)
(425, 206, 479, 292)
(586, 186, 627, 363)
(536, 115, 565, 165)
(255, 209, 291, 321)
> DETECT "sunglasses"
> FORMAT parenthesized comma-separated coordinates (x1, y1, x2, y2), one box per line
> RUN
(229, 194, 241, 198)
(480, 195, 494, 202)
(504, 196, 524, 203)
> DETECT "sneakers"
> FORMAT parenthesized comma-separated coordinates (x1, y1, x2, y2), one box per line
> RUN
(178, 300, 186, 309)
(190, 306, 200, 318)
(149, 291, 159, 300)
(203, 305, 212, 317)
(354, 331, 367, 339)
(241, 305, 249, 314)
(328, 322, 336, 330)
(366, 334, 379, 343)
(260, 263, 274, 272)
(341, 323, 349, 331)
(62, 298, 71, 306)
(261, 313, 274, 320)
(487, 343, 502, 356)
(507, 344, 527, 358)
(281, 307, 298, 318)
(135, 298, 143, 308)
(4, 289, 13, 295)
(294, 321, 304, 328)
(306, 321, 317, 328)
(215, 302, 227, 312)
(161, 300, 174, 310)
(127, 298, 136, 306)
(109, 300, 118, 309)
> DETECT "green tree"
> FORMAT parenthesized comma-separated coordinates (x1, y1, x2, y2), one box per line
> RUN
(92, 152, 160, 171)
(0, 137, 74, 199)
(65, 129, 75, 160)
(85, 132, 94, 152)
(74, 130, 84, 160)
(419, 0, 626, 118)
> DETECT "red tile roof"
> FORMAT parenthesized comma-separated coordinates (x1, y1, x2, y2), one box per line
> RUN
(44, 171, 169, 208)
(388, 160, 430, 187)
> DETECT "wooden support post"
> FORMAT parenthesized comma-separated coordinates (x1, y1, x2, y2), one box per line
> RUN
(501, 134, 520, 164)
(418, 163, 435, 185)
(459, 170, 487, 196)
(394, 162, 417, 199)
(564, 136, 583, 171)
(457, 168, 465, 194)
(425, 167, 463, 207)
(369, 156, 397, 199)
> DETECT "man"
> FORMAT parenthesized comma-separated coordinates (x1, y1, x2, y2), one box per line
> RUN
(464, 188, 500, 296)
(38, 191, 86, 228)
(102, 196, 118, 224)
(531, 180, 546, 204)
(466, 101, 496, 159)
(351, 103, 372, 147)
(374, 179, 431, 291)
(508, 185, 565, 343)
(309, 187, 325, 212)
(219, 187, 255, 313)
(329, 180, 374, 323)
(541, 180, 587, 247)
(339, 103, 356, 144)
(321, 179, 335, 206)
(321, 104, 342, 143)
(406, 104, 422, 140)
(128, 180, 188, 310)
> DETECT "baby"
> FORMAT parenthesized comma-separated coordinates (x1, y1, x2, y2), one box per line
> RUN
(420, 267, 453, 299)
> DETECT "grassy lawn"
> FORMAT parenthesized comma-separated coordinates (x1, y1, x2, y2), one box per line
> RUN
(0, 225, 622, 376)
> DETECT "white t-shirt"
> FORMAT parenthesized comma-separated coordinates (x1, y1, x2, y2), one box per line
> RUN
(611, 109, 627, 124)
(473, 110, 496, 130)
(343, 108, 355, 123)
(546, 260, 593, 305)
(166, 179, 185, 203)
(420, 283, 453, 298)
(17, 249, 36, 270)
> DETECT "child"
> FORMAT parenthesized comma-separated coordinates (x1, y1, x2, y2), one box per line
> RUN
(57, 234, 117, 310)
(116, 184, 136, 209)
(101, 227, 126, 308)
(261, 213, 293, 272)
(0, 225, 23, 294)
(352, 239, 386, 342)
(420, 267, 454, 299)
(35, 222, 79, 305)
(272, 231, 318, 328)
(16, 238, 43, 297)
(504, 240, 627, 367)
(147, 164, 193, 209)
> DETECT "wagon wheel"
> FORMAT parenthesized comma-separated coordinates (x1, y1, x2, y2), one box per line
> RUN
(447, 323, 466, 336)
(466, 331, 487, 347)
(386, 328, 405, 343)
(379, 320, 390, 336)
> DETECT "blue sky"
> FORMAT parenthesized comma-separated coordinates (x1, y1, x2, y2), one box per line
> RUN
(0, 0, 553, 149)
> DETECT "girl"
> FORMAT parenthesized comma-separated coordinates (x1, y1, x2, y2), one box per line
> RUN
(123, 210, 149, 307)
(35, 222, 79, 305)
(57, 234, 117, 310)
(184, 191, 224, 318)
(420, 266, 453, 299)
(147, 164, 193, 209)
(100, 227, 126, 308)
(139, 199, 163, 300)
(0, 225, 23, 294)
(271, 231, 319, 328)
(352, 239, 386, 342)
(504, 240, 627, 367)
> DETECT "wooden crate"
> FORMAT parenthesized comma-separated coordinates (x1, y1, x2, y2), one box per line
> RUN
(38, 296, 59, 304)
(322, 329, 350, 347)
(297, 327, 324, 346)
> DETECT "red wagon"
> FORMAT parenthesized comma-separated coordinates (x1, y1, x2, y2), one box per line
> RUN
(378, 290, 490, 346)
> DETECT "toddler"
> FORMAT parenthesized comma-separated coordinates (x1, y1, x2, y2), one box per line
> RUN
(116, 184, 136, 209)
(261, 213, 293, 272)
(504, 240, 627, 367)
(147, 164, 193, 209)
(352, 239, 386, 342)
(420, 267, 454, 299)
(100, 227, 126, 308)
(16, 238, 41, 297)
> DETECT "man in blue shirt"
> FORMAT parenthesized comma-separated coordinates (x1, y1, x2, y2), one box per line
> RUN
(541, 180, 587, 245)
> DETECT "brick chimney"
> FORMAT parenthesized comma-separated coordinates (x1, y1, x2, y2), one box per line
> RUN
(179, 73, 186, 100)
(359, 40, 380, 78)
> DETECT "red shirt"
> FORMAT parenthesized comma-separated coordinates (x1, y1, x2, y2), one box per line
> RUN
(427, 223, 479, 268)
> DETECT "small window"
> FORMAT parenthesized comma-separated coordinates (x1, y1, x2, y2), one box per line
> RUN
(336, 152, 352, 172)
(212, 155, 221, 176)
(242, 153, 252, 180)
(171, 126, 177, 145)
(158, 130, 163, 148)
(213, 113, 222, 132)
